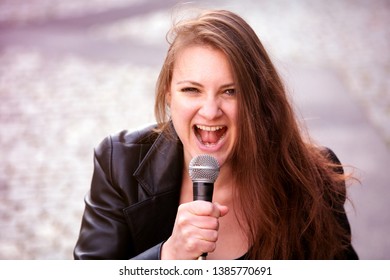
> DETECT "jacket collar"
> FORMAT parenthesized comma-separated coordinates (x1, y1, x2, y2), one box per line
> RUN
(133, 127, 184, 197)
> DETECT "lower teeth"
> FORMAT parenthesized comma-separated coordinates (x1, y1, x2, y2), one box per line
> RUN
(204, 142, 215, 147)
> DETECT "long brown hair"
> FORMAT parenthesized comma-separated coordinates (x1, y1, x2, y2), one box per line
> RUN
(155, 9, 353, 259)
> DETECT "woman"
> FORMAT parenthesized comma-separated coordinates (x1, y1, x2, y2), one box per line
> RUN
(74, 9, 358, 260)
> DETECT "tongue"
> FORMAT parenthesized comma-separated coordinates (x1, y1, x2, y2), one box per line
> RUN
(198, 128, 225, 144)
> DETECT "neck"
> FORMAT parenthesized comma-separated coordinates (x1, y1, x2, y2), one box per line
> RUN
(215, 164, 235, 189)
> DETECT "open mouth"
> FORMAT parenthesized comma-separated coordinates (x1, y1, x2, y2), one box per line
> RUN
(194, 125, 227, 147)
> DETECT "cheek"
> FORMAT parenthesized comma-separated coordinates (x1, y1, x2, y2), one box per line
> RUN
(171, 105, 194, 128)
(170, 101, 189, 133)
(170, 98, 197, 140)
(170, 95, 195, 119)
(225, 101, 239, 124)
(170, 105, 194, 147)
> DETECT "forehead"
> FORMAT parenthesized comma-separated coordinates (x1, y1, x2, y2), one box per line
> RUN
(172, 45, 234, 82)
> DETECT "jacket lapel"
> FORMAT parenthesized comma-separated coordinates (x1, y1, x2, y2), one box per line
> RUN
(133, 130, 183, 197)
(124, 129, 183, 254)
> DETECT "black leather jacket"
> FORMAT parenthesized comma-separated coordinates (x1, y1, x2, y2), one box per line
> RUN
(73, 124, 358, 260)
(74, 124, 183, 259)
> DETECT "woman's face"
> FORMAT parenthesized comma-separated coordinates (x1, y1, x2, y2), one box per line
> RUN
(168, 45, 238, 169)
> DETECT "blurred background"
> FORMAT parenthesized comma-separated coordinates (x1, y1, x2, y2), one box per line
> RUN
(0, 0, 389, 259)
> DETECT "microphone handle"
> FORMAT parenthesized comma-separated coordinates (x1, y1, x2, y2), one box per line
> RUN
(193, 182, 214, 260)
(193, 182, 214, 202)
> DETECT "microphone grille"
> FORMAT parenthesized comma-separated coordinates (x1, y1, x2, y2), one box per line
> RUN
(189, 154, 220, 183)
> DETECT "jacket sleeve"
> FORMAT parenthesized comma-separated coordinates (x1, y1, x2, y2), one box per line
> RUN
(73, 136, 132, 259)
(73, 136, 162, 260)
(323, 148, 359, 260)
(131, 242, 164, 260)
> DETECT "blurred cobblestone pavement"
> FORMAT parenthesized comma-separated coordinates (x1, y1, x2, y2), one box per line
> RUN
(0, 0, 389, 259)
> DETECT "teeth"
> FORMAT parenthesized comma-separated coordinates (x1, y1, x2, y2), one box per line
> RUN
(196, 125, 224, 132)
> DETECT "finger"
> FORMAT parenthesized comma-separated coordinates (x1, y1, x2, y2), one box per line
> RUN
(192, 228, 219, 243)
(188, 201, 214, 216)
(198, 235, 218, 254)
(184, 236, 217, 257)
(190, 215, 219, 230)
(189, 201, 224, 218)
(201, 228, 219, 243)
(176, 204, 218, 232)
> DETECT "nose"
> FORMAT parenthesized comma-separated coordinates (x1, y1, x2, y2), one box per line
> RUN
(198, 95, 223, 120)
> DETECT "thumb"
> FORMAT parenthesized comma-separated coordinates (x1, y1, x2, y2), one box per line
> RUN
(214, 202, 229, 217)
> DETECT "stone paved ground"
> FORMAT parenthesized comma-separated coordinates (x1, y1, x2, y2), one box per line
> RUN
(0, 0, 389, 259)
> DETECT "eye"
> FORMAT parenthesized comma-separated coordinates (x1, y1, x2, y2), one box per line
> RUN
(181, 87, 200, 93)
(223, 88, 236, 96)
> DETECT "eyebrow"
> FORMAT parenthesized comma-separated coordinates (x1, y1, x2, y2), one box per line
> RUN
(176, 80, 203, 86)
(176, 80, 236, 89)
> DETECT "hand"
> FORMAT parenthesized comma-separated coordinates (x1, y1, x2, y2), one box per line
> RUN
(161, 201, 229, 260)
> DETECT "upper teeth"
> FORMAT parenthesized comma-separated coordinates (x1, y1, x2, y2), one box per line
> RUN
(196, 125, 224, 132)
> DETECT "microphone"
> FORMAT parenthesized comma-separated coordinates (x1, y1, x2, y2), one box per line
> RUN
(189, 154, 220, 260)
